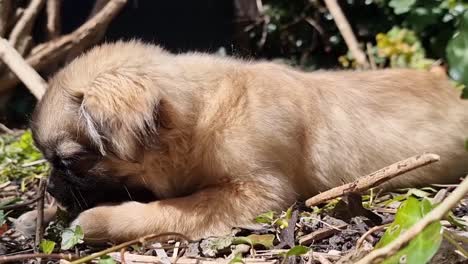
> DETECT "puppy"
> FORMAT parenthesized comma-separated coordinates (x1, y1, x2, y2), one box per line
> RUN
(31, 40, 468, 242)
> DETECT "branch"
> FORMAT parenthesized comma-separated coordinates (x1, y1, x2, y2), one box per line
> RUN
(0, 0, 127, 97)
(34, 178, 47, 252)
(355, 175, 468, 264)
(0, 253, 76, 263)
(9, 0, 46, 49)
(46, 0, 61, 39)
(0, 38, 47, 99)
(305, 153, 440, 207)
(69, 232, 192, 264)
(321, 0, 369, 68)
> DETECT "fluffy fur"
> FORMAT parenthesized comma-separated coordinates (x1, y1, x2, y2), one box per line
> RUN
(31, 40, 468, 242)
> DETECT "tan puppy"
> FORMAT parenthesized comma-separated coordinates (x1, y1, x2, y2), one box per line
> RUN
(31, 40, 468, 242)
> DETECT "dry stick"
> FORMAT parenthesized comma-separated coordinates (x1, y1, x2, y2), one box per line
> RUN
(0, 0, 127, 96)
(0, 122, 14, 134)
(321, 0, 369, 68)
(64, 0, 115, 63)
(0, 253, 76, 263)
(9, 0, 46, 49)
(355, 224, 389, 250)
(69, 232, 192, 264)
(34, 178, 47, 252)
(0, 38, 47, 99)
(0, 194, 41, 211)
(46, 0, 61, 39)
(355, 175, 468, 264)
(305, 153, 440, 207)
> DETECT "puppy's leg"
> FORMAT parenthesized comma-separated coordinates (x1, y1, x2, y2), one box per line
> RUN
(73, 179, 294, 242)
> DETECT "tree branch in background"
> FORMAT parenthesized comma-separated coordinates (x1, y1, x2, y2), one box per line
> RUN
(0, 0, 128, 97)
(0, 38, 46, 99)
(46, 0, 61, 40)
(321, 0, 369, 68)
(8, 0, 45, 51)
(305, 153, 440, 207)
(355, 175, 468, 264)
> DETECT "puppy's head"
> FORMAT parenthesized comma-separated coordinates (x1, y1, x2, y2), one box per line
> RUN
(31, 41, 170, 216)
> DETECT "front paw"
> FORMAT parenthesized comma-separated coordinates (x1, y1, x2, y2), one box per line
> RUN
(70, 202, 145, 243)
(70, 206, 113, 243)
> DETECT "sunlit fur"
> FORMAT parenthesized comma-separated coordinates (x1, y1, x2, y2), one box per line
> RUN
(32, 40, 468, 242)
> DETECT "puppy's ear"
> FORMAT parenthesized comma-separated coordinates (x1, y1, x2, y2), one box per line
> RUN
(77, 74, 162, 162)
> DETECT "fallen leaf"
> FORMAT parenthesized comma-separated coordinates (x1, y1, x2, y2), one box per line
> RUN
(374, 196, 442, 264)
(39, 239, 56, 254)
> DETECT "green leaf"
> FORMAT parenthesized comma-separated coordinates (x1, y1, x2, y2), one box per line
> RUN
(229, 253, 245, 264)
(255, 211, 275, 224)
(39, 239, 56, 254)
(233, 234, 275, 249)
(0, 210, 6, 225)
(60, 225, 84, 250)
(98, 255, 116, 264)
(286, 245, 310, 257)
(389, 0, 417, 14)
(447, 10, 468, 88)
(375, 196, 442, 264)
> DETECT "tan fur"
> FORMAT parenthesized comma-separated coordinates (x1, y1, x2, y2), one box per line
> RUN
(32, 40, 468, 242)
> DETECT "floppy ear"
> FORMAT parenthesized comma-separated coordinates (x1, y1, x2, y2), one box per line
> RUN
(77, 73, 162, 162)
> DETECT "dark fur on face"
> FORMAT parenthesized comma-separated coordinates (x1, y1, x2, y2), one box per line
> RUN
(31, 124, 156, 217)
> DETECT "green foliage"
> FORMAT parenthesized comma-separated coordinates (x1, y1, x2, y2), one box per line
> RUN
(0, 130, 48, 183)
(98, 255, 117, 264)
(0, 210, 6, 226)
(255, 207, 293, 229)
(376, 27, 434, 69)
(447, 10, 468, 91)
(229, 253, 245, 264)
(60, 225, 84, 250)
(255, 211, 275, 224)
(39, 239, 56, 254)
(375, 196, 442, 264)
(389, 0, 417, 15)
(233, 234, 275, 249)
(285, 245, 309, 257)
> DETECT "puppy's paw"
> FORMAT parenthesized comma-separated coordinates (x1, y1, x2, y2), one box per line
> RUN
(70, 206, 113, 243)
(71, 202, 145, 243)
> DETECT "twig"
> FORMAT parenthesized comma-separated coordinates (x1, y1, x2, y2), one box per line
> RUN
(305, 153, 440, 207)
(0, 122, 14, 134)
(34, 178, 47, 252)
(0, 194, 41, 211)
(442, 229, 468, 258)
(321, 0, 369, 68)
(0, 0, 11, 37)
(9, 0, 46, 49)
(0, 0, 127, 97)
(355, 224, 389, 249)
(0, 253, 76, 263)
(0, 38, 47, 99)
(355, 175, 468, 264)
(46, 0, 61, 39)
(366, 42, 377, 70)
(69, 232, 192, 264)
(299, 224, 347, 245)
(22, 159, 47, 167)
(64, 0, 117, 63)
